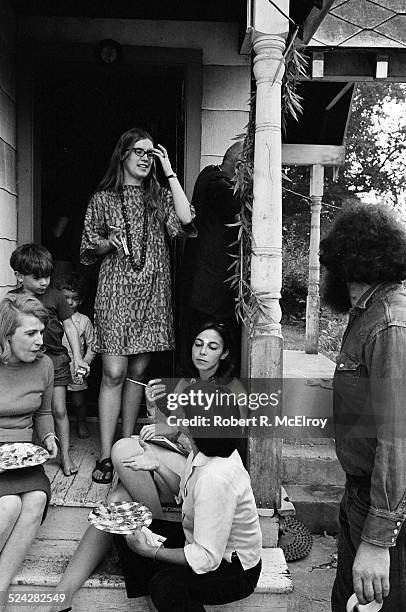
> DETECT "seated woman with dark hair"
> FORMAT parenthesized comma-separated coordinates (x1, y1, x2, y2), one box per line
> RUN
(111, 320, 247, 518)
(46, 321, 255, 611)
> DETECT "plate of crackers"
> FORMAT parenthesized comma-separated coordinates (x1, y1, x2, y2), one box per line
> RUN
(0, 442, 49, 470)
(88, 501, 153, 534)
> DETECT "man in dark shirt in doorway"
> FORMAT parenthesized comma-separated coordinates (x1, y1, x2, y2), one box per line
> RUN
(178, 142, 243, 371)
(320, 201, 406, 612)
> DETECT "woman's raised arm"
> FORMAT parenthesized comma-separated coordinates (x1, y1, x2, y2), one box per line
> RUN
(153, 144, 193, 225)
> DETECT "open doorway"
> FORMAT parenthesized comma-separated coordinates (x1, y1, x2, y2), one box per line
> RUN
(38, 61, 186, 409)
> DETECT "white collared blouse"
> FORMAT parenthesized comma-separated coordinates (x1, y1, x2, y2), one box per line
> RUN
(176, 449, 262, 574)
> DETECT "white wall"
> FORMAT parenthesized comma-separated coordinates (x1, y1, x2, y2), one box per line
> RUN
(18, 17, 251, 170)
(0, 0, 16, 298)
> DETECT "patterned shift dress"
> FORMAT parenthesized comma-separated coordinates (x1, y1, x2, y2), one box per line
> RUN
(80, 185, 193, 355)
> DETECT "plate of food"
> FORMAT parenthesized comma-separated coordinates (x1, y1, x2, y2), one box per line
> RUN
(0, 442, 49, 470)
(88, 501, 153, 534)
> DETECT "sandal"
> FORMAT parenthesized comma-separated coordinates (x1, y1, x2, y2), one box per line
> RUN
(92, 458, 113, 484)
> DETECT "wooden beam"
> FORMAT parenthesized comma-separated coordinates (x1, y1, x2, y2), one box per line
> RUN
(300, 0, 337, 45)
(325, 82, 353, 111)
(282, 144, 345, 166)
(304, 50, 406, 82)
(376, 54, 389, 79)
(312, 51, 324, 79)
(240, 0, 253, 54)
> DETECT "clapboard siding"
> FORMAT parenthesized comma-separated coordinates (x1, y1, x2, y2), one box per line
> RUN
(0, 0, 16, 300)
(0, 138, 16, 193)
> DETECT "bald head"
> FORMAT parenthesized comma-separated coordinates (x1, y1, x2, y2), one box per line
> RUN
(220, 141, 244, 178)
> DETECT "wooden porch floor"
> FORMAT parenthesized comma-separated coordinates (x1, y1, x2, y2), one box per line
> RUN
(44, 423, 119, 507)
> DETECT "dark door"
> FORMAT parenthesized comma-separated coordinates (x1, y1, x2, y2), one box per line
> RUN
(39, 61, 185, 411)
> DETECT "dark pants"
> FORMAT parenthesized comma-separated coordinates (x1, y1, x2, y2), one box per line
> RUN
(114, 519, 261, 612)
(332, 480, 406, 611)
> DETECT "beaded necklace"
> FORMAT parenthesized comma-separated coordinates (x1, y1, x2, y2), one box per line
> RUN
(119, 187, 149, 272)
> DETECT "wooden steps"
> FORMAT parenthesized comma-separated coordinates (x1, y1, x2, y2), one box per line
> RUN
(11, 541, 292, 611)
(9, 430, 292, 611)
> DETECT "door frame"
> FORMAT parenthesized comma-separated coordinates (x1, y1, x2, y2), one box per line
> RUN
(17, 42, 202, 243)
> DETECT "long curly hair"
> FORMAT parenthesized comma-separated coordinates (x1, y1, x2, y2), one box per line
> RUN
(319, 202, 406, 283)
(96, 127, 164, 222)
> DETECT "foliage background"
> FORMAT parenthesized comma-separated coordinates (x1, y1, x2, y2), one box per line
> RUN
(282, 82, 406, 326)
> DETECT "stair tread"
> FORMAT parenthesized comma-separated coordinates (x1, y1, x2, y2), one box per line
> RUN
(282, 444, 339, 459)
(284, 483, 344, 502)
(12, 539, 293, 594)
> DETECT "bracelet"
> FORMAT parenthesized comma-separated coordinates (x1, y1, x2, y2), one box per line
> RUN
(165, 173, 177, 180)
(43, 432, 59, 444)
(153, 543, 163, 563)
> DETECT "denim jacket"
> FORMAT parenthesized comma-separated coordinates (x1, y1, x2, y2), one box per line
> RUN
(333, 282, 406, 547)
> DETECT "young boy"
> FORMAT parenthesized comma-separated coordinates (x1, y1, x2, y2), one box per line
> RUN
(57, 273, 95, 439)
(9, 244, 90, 476)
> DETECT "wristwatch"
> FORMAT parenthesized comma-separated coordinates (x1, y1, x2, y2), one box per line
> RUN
(166, 173, 177, 180)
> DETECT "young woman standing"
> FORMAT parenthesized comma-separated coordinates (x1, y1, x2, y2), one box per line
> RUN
(80, 127, 194, 483)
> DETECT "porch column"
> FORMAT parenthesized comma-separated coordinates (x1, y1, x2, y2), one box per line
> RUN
(248, 0, 288, 543)
(305, 164, 324, 354)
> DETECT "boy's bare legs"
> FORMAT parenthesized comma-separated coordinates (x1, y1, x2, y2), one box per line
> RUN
(121, 352, 151, 438)
(70, 390, 90, 439)
(52, 386, 78, 476)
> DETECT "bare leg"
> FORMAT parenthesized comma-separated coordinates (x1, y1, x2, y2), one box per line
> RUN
(70, 390, 89, 439)
(46, 484, 131, 611)
(121, 353, 151, 438)
(0, 491, 46, 609)
(112, 437, 163, 518)
(112, 438, 186, 518)
(52, 386, 78, 476)
(0, 495, 22, 553)
(94, 355, 128, 482)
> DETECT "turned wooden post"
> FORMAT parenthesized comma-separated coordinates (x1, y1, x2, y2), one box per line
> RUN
(247, 1, 288, 545)
(305, 164, 324, 354)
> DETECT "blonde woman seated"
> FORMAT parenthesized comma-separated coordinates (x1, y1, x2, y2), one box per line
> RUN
(48, 321, 248, 610)
(0, 295, 58, 611)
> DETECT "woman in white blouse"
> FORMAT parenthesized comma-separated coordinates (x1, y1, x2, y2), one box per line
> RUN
(114, 431, 262, 610)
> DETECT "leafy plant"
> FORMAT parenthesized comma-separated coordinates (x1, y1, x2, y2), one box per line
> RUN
(281, 229, 309, 317)
(319, 309, 347, 362)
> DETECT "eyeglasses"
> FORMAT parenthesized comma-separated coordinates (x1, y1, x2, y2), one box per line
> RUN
(127, 147, 155, 159)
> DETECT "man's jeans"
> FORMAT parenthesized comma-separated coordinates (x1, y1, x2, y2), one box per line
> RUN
(332, 480, 406, 611)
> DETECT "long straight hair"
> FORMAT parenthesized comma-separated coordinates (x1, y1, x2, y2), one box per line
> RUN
(96, 127, 164, 222)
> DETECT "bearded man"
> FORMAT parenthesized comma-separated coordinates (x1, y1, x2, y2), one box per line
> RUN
(320, 202, 406, 611)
